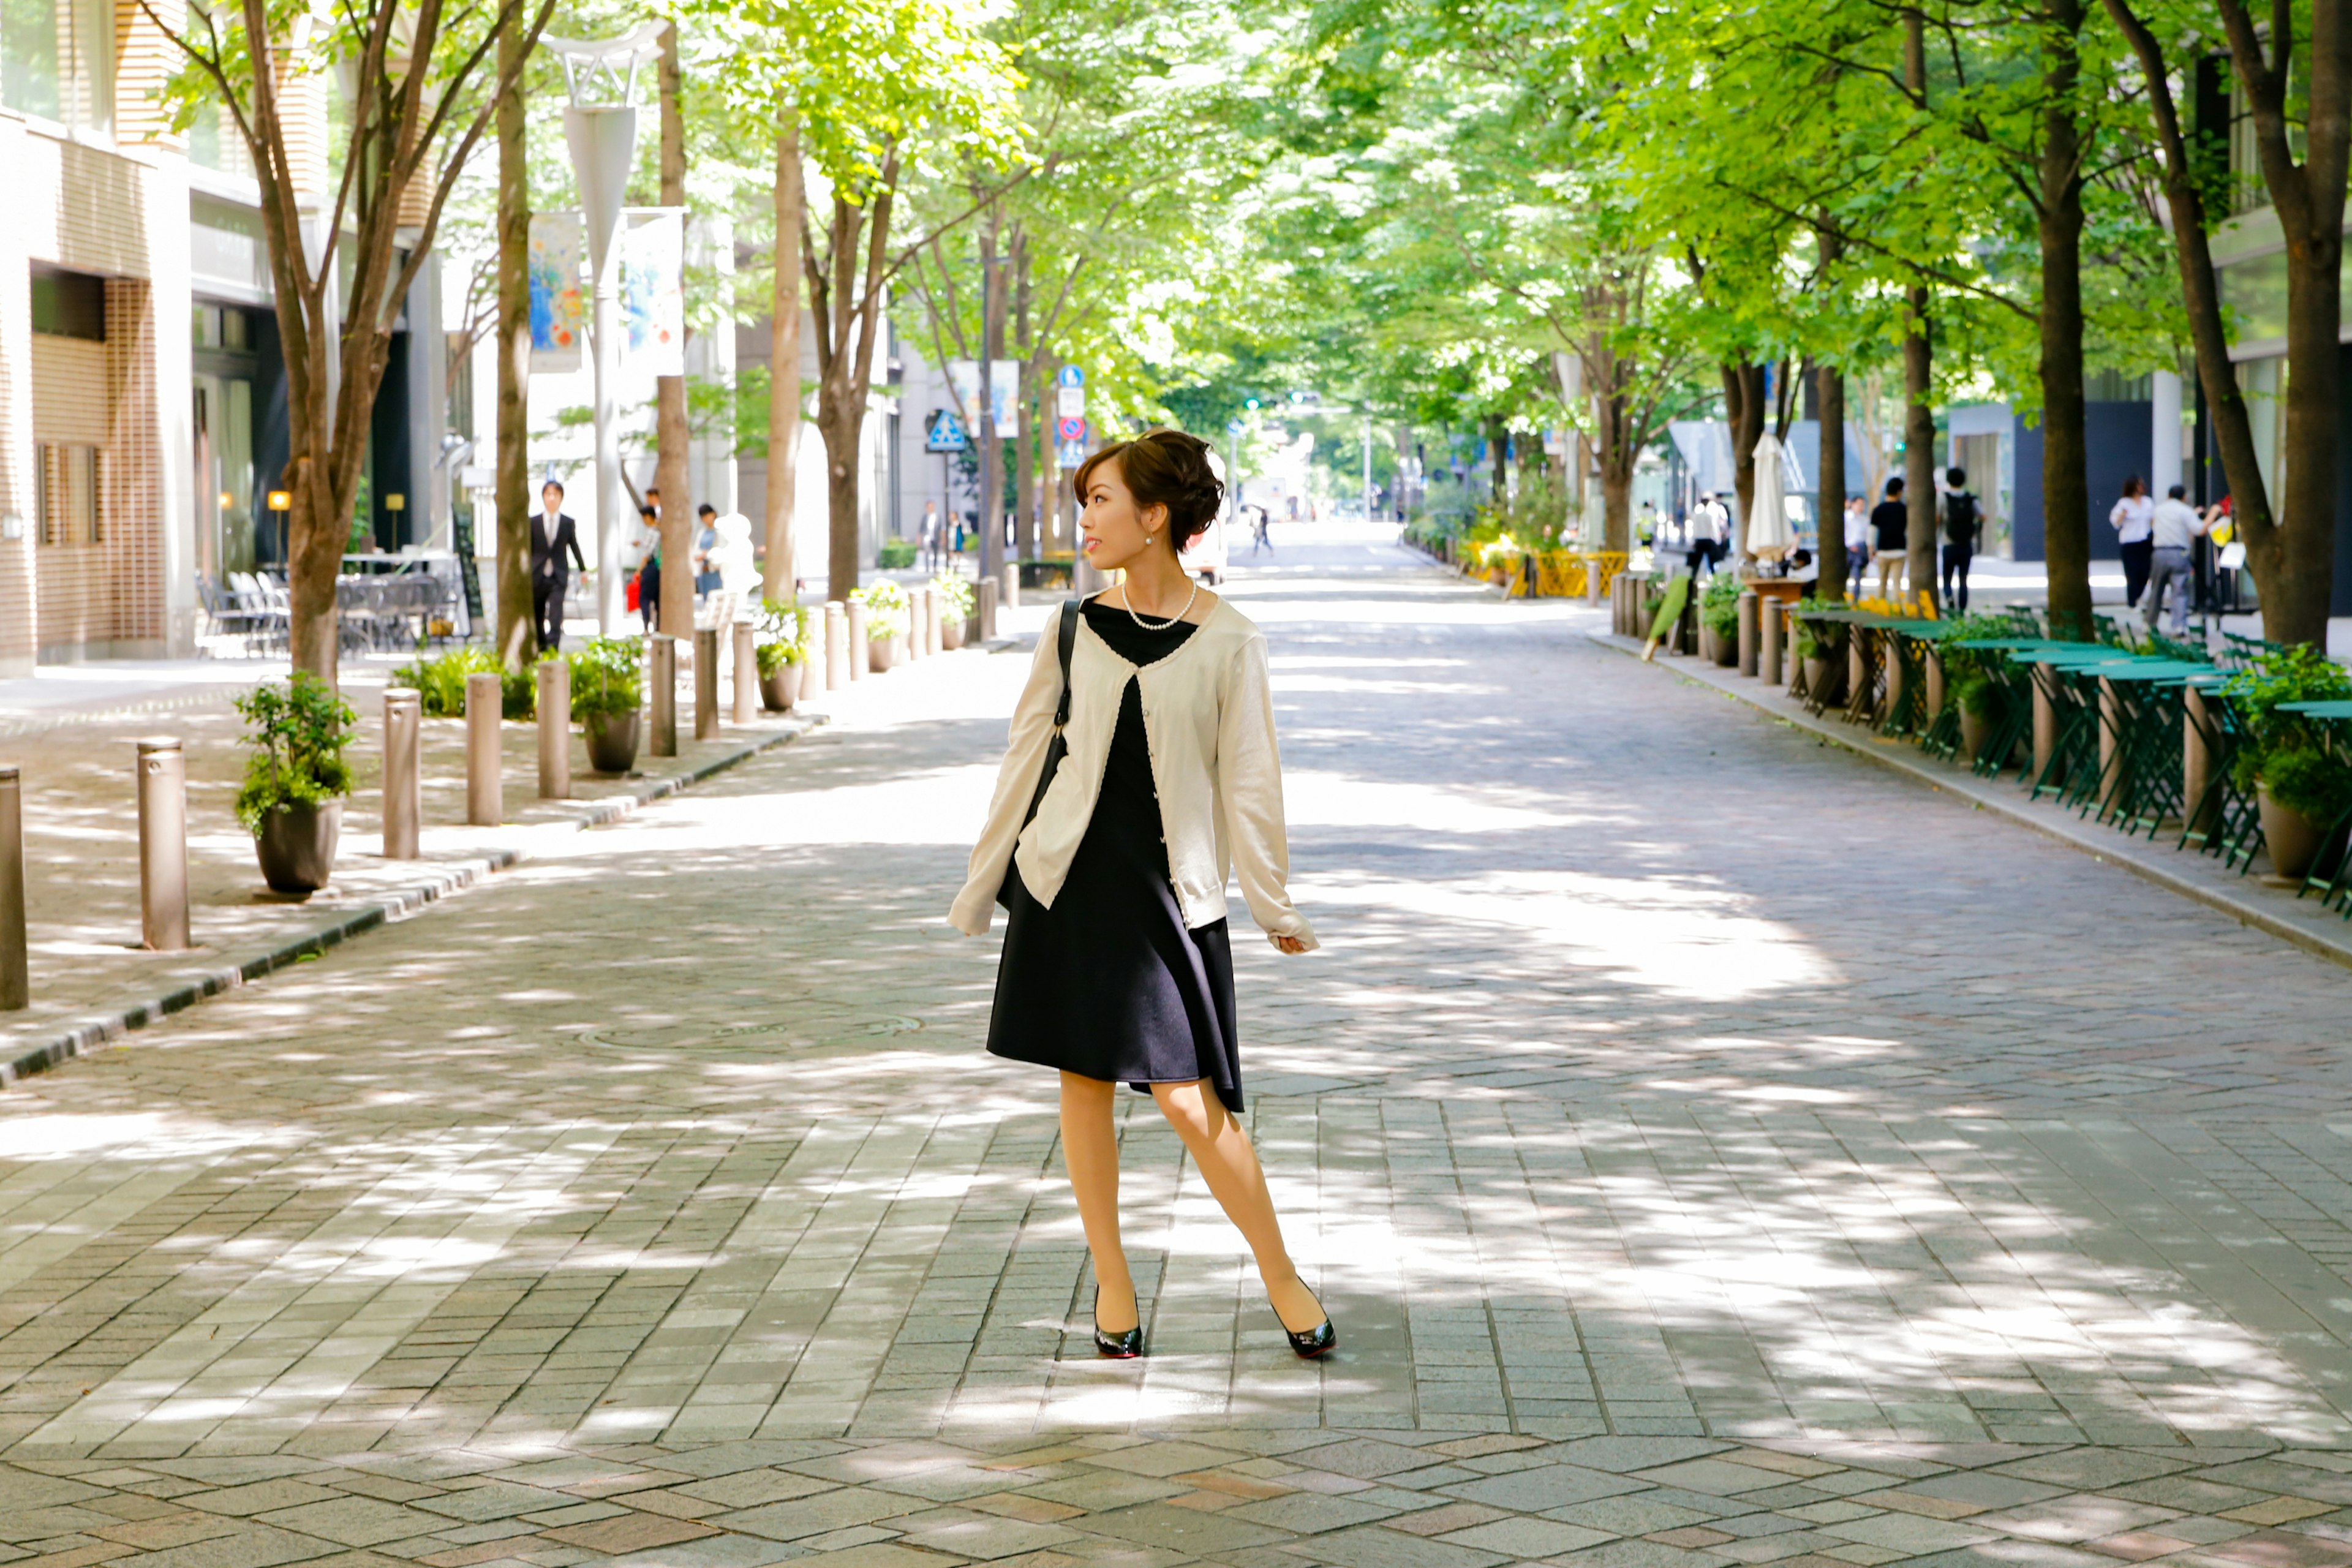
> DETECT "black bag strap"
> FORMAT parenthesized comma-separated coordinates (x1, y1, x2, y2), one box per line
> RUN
(1051, 596, 1082, 728)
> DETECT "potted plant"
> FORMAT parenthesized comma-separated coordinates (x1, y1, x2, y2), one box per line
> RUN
(235, 672, 357, 896)
(934, 573, 976, 649)
(755, 599, 811, 710)
(569, 636, 644, 774)
(1793, 597, 1839, 700)
(2225, 645, 2352, 880)
(1700, 573, 1740, 665)
(855, 580, 910, 672)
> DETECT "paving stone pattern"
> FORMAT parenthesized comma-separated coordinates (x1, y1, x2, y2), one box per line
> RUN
(4, 529, 2352, 1568)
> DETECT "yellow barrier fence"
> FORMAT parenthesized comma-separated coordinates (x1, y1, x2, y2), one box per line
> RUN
(1498, 551, 1627, 599)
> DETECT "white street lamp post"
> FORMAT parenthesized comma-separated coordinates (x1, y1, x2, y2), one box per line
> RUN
(546, 24, 663, 636)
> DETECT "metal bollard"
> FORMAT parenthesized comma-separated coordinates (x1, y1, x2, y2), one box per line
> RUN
(383, 690, 421, 859)
(929, 586, 945, 656)
(845, 600, 868, 681)
(0, 767, 24, 1009)
(826, 602, 848, 691)
(1736, 591, 1759, 677)
(2184, 684, 2217, 839)
(136, 738, 192, 951)
(1760, 597, 1783, 687)
(1586, 559, 1603, 608)
(466, 673, 502, 826)
(980, 576, 998, 642)
(911, 589, 930, 660)
(2098, 676, 2124, 814)
(649, 635, 678, 757)
(537, 659, 571, 800)
(695, 626, 720, 739)
(1002, 563, 1022, 611)
(734, 622, 758, 723)
(2032, 665, 2057, 781)
(1924, 649, 1945, 722)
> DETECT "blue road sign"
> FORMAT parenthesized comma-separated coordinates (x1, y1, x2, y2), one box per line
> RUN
(1057, 365, 1085, 388)
(925, 409, 968, 453)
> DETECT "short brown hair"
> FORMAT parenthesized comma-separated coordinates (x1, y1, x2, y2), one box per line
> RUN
(1074, 429, 1226, 545)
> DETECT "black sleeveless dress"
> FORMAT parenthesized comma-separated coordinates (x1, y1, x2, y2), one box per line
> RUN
(986, 599, 1244, 1112)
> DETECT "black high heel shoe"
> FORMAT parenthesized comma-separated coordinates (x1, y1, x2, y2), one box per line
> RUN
(1274, 1287, 1336, 1359)
(1093, 1287, 1143, 1359)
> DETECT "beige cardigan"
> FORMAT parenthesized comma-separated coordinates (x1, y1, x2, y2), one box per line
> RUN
(948, 598, 1318, 949)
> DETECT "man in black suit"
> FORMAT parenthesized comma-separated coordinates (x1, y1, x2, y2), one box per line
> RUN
(530, 480, 587, 652)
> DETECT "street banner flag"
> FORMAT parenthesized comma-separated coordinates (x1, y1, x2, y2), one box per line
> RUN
(948, 360, 1020, 432)
(528, 213, 584, 374)
(621, 209, 685, 377)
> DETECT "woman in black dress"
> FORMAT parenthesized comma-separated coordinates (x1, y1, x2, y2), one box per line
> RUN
(949, 429, 1332, 1361)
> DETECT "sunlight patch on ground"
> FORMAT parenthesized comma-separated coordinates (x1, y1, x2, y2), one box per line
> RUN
(1302, 870, 1839, 1001)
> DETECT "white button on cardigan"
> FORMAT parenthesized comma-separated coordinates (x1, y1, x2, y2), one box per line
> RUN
(949, 597, 1318, 949)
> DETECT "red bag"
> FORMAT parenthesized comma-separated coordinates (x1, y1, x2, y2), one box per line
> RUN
(625, 576, 641, 612)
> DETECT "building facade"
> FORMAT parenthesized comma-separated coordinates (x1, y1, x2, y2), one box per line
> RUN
(1, 2, 445, 675)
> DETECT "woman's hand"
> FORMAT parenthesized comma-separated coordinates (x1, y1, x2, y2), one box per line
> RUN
(1272, 934, 1311, 955)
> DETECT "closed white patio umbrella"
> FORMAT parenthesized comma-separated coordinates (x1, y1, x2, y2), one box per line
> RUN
(1746, 433, 1795, 561)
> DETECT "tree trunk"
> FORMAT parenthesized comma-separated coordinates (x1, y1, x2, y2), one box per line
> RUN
(1903, 291, 1936, 613)
(977, 210, 1003, 587)
(1817, 360, 1848, 599)
(1722, 363, 1763, 557)
(2038, 0, 2094, 639)
(1013, 246, 1036, 560)
(2100, 0, 2275, 576)
(1600, 442, 1633, 556)
(653, 21, 693, 631)
(495, 4, 534, 667)
(1485, 414, 1507, 506)
(765, 124, 803, 606)
(2215, 0, 2350, 644)
(823, 394, 862, 600)
(1901, 8, 1938, 615)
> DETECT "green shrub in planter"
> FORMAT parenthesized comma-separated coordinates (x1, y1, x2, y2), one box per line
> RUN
(933, 573, 976, 621)
(755, 599, 812, 677)
(877, 538, 918, 569)
(1699, 573, 1741, 639)
(2225, 645, 2352, 822)
(853, 579, 911, 641)
(567, 636, 644, 720)
(393, 646, 535, 718)
(233, 673, 358, 835)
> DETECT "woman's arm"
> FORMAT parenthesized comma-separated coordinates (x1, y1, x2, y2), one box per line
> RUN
(1216, 634, 1319, 951)
(948, 618, 1067, 935)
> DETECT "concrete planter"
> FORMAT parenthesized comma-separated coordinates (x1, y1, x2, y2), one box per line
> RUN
(255, 799, 342, 895)
(1959, 707, 1990, 766)
(584, 710, 640, 775)
(2257, 784, 2326, 880)
(869, 635, 902, 673)
(943, 615, 967, 650)
(760, 662, 802, 712)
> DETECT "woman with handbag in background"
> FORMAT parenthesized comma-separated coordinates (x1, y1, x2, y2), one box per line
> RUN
(949, 428, 1333, 1363)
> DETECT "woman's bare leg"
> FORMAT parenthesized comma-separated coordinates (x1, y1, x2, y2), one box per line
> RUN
(1060, 1072, 1136, 1333)
(1151, 1081, 1324, 1332)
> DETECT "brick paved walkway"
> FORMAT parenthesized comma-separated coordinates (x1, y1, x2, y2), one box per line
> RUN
(6, 529, 2352, 1568)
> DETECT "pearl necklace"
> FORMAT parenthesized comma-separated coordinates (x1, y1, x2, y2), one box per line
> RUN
(1124, 579, 1199, 632)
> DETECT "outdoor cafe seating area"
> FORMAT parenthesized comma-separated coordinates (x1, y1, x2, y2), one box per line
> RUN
(1610, 571, 2352, 920)
(198, 557, 466, 658)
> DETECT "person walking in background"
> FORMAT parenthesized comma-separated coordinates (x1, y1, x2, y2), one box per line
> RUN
(634, 502, 662, 633)
(1940, 467, 1981, 613)
(2109, 475, 2155, 607)
(1870, 478, 1909, 603)
(2145, 483, 2206, 636)
(951, 427, 1333, 1365)
(1843, 495, 1870, 599)
(693, 503, 722, 607)
(529, 480, 586, 653)
(1687, 493, 1728, 578)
